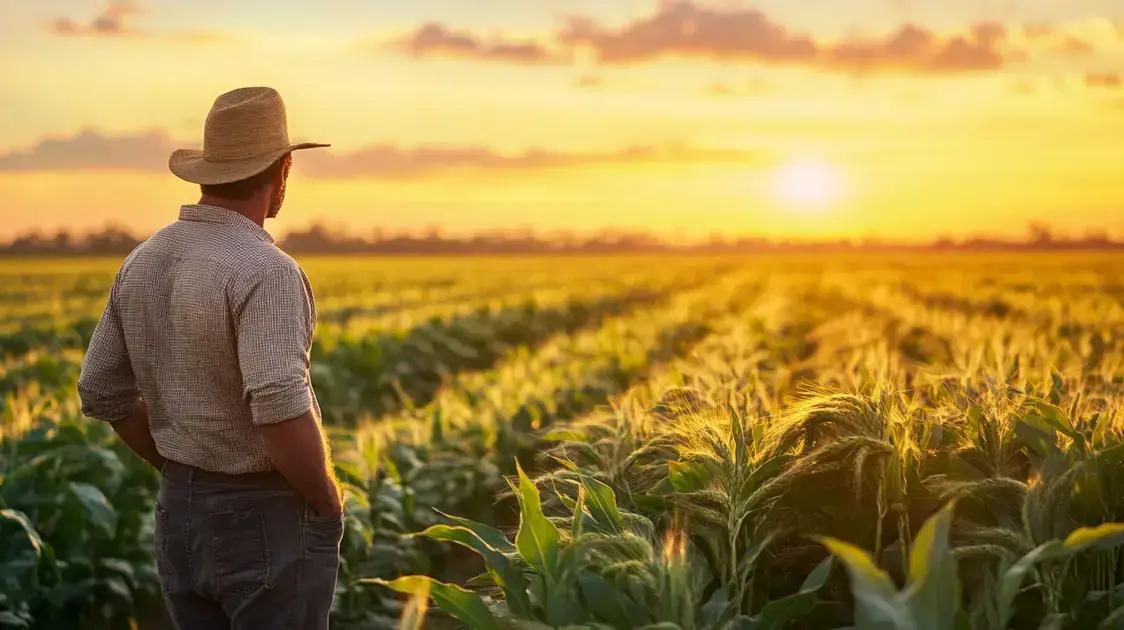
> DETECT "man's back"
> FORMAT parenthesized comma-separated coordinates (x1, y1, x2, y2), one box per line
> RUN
(80, 203, 319, 474)
(78, 87, 341, 629)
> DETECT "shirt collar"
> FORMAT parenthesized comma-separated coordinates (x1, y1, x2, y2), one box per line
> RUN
(178, 204, 274, 243)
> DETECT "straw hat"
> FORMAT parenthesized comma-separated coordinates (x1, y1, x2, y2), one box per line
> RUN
(169, 86, 328, 185)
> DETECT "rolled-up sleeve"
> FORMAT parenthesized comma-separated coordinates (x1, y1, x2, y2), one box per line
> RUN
(78, 272, 141, 422)
(234, 262, 315, 425)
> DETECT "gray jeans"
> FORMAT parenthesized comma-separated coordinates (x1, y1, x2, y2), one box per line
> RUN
(155, 461, 343, 630)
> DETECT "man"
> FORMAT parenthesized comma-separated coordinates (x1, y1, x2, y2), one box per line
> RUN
(78, 86, 342, 629)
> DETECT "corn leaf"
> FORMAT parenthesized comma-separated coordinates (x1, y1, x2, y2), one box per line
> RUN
(669, 460, 711, 492)
(435, 509, 516, 554)
(514, 459, 561, 578)
(364, 576, 500, 630)
(67, 482, 117, 538)
(1099, 602, 1124, 629)
(580, 474, 623, 533)
(745, 556, 834, 630)
(572, 485, 587, 539)
(578, 569, 648, 627)
(819, 536, 912, 629)
(905, 502, 960, 630)
(1, 509, 44, 556)
(1063, 523, 1124, 553)
(998, 523, 1124, 625)
(416, 523, 532, 617)
(997, 541, 1065, 627)
(397, 578, 429, 630)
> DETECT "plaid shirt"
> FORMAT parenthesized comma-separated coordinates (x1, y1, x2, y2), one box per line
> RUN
(78, 204, 321, 474)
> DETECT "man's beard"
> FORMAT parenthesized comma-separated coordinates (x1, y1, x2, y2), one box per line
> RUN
(267, 182, 286, 218)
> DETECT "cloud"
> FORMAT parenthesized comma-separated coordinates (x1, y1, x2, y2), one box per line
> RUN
(558, 4, 817, 64)
(1055, 35, 1097, 56)
(0, 129, 756, 178)
(705, 79, 768, 97)
(48, 1, 228, 43)
(559, 3, 1008, 73)
(1086, 72, 1122, 88)
(392, 22, 565, 64)
(385, 2, 1012, 74)
(573, 74, 603, 88)
(826, 23, 1005, 72)
(0, 129, 173, 170)
(299, 143, 757, 178)
(1020, 17, 1122, 57)
(50, 1, 141, 36)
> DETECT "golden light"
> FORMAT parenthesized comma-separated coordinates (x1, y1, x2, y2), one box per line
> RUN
(772, 159, 845, 211)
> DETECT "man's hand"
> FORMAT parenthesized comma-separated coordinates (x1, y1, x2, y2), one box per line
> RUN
(258, 410, 343, 518)
(109, 401, 167, 471)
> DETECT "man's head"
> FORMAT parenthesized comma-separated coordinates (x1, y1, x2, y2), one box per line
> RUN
(168, 87, 327, 223)
(199, 153, 292, 219)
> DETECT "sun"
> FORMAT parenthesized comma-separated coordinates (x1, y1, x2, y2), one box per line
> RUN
(772, 159, 846, 211)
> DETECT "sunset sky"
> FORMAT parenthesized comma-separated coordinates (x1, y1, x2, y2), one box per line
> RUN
(2, 0, 1123, 241)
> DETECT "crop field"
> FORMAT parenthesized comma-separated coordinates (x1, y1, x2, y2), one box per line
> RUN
(1, 252, 1123, 629)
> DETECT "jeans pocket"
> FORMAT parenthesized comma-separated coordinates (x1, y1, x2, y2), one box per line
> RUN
(303, 508, 344, 557)
(154, 504, 173, 591)
(212, 507, 270, 595)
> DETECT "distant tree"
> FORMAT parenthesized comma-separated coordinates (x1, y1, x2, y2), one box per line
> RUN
(2, 221, 1121, 256)
(1028, 222, 1054, 244)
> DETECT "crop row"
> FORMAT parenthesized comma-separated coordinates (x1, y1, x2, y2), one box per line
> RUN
(312, 270, 718, 425)
(388, 273, 1124, 629)
(0, 263, 733, 627)
(314, 276, 750, 625)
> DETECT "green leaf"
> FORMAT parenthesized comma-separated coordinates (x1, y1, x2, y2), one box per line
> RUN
(364, 576, 499, 630)
(1028, 401, 1083, 449)
(729, 399, 747, 468)
(0, 509, 44, 557)
(429, 408, 445, 444)
(1013, 419, 1059, 458)
(741, 454, 793, 496)
(997, 541, 1065, 627)
(67, 482, 118, 538)
(416, 523, 531, 617)
(580, 474, 623, 533)
(819, 536, 912, 629)
(397, 578, 429, 630)
(905, 502, 960, 630)
(572, 485, 587, 539)
(542, 428, 586, 442)
(997, 524, 1124, 626)
(514, 459, 561, 578)
(99, 558, 136, 586)
(668, 460, 710, 492)
(1005, 356, 1020, 383)
(746, 556, 833, 630)
(1098, 602, 1124, 629)
(1062, 523, 1124, 553)
(577, 570, 645, 627)
(549, 456, 579, 472)
(0, 611, 30, 628)
(435, 510, 516, 553)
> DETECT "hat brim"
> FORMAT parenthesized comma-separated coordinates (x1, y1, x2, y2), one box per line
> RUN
(168, 142, 329, 185)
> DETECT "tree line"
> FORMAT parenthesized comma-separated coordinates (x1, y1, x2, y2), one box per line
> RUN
(1, 222, 1121, 255)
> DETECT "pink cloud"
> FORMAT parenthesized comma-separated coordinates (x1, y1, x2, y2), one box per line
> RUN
(394, 22, 566, 64)
(560, 3, 1008, 73)
(50, 1, 141, 37)
(0, 129, 758, 178)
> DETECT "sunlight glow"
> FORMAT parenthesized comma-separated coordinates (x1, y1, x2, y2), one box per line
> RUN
(772, 159, 845, 211)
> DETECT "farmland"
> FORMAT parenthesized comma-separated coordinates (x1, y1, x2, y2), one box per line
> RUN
(1, 253, 1122, 629)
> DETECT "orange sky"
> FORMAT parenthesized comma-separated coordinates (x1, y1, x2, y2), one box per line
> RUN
(2, 1, 1123, 241)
